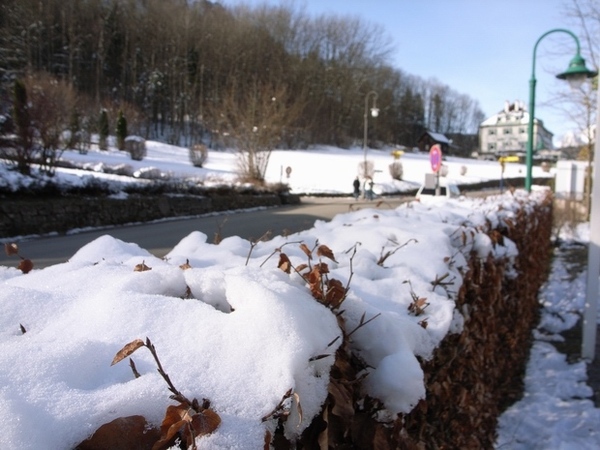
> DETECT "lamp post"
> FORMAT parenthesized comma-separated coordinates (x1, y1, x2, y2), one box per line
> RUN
(583, 85, 600, 361)
(363, 90, 379, 178)
(525, 28, 597, 192)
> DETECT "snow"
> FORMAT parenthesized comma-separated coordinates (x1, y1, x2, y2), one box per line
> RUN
(0, 143, 597, 449)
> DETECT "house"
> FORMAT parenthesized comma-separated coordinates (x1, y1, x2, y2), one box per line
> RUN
(417, 131, 453, 154)
(478, 100, 553, 158)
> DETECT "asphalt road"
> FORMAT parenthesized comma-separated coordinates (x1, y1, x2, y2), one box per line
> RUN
(0, 196, 409, 270)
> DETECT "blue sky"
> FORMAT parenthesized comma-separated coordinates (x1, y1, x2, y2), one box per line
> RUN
(223, 0, 593, 145)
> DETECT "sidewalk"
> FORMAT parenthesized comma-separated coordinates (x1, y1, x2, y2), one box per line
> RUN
(552, 242, 600, 407)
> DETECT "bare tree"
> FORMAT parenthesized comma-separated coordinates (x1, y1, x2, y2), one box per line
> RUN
(1, 79, 37, 175)
(23, 72, 77, 174)
(559, 0, 599, 215)
(209, 79, 305, 183)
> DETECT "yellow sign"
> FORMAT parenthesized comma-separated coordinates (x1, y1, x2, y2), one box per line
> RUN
(391, 150, 404, 159)
(498, 156, 520, 163)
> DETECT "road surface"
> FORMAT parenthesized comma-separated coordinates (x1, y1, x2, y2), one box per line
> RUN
(0, 196, 409, 270)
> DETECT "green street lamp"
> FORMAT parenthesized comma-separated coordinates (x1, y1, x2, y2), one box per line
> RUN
(363, 90, 379, 178)
(525, 29, 597, 192)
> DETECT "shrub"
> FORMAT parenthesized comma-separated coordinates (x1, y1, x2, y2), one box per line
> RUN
(189, 143, 208, 167)
(389, 161, 403, 180)
(133, 167, 163, 180)
(125, 135, 146, 161)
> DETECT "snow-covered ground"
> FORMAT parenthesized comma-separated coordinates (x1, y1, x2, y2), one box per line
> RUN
(0, 142, 550, 196)
(0, 142, 597, 449)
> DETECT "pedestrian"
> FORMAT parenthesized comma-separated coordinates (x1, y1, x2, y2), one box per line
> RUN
(367, 179, 374, 200)
(353, 176, 360, 200)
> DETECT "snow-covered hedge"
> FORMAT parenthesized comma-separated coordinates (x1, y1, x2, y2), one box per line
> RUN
(0, 189, 553, 449)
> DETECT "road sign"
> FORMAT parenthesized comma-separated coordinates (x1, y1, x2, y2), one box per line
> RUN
(429, 144, 442, 172)
(498, 156, 520, 163)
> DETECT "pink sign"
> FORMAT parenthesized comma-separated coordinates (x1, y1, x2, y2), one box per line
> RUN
(429, 144, 442, 173)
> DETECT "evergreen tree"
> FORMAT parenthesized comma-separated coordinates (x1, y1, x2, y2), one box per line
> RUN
(68, 111, 80, 149)
(98, 109, 109, 150)
(116, 110, 127, 150)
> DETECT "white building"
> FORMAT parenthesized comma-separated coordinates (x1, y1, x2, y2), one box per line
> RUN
(478, 100, 553, 157)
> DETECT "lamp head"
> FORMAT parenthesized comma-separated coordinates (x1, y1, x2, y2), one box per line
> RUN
(556, 54, 598, 89)
(370, 107, 379, 118)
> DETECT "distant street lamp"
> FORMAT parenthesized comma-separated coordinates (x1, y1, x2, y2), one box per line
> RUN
(363, 90, 379, 178)
(525, 28, 597, 192)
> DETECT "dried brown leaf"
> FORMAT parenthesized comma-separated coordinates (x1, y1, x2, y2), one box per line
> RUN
(408, 297, 429, 316)
(316, 245, 337, 263)
(76, 415, 161, 450)
(4, 242, 18, 256)
(190, 408, 221, 436)
(134, 261, 152, 272)
(329, 380, 354, 419)
(278, 253, 291, 274)
(152, 419, 187, 450)
(307, 266, 322, 285)
(152, 404, 190, 450)
(111, 339, 145, 366)
(293, 392, 303, 426)
(18, 259, 33, 274)
(326, 279, 346, 308)
(264, 430, 272, 450)
(299, 243, 312, 259)
(179, 259, 192, 270)
(314, 262, 330, 274)
(296, 263, 309, 273)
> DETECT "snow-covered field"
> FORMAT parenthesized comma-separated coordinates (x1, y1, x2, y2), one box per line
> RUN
(0, 142, 549, 196)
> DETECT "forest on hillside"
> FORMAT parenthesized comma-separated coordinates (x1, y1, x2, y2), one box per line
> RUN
(0, 0, 485, 154)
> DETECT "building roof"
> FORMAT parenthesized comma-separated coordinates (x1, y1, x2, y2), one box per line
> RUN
(479, 100, 545, 129)
(420, 131, 451, 144)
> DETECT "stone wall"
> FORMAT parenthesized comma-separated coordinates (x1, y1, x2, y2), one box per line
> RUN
(0, 192, 300, 238)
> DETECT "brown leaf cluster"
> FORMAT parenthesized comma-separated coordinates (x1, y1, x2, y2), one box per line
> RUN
(276, 243, 347, 309)
(305, 263, 346, 309)
(4, 242, 34, 273)
(407, 297, 428, 316)
(153, 402, 221, 450)
(134, 261, 152, 272)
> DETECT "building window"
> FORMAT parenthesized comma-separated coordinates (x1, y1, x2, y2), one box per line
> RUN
(488, 129, 495, 135)
(519, 128, 526, 133)
(503, 128, 512, 134)
(488, 143, 496, 151)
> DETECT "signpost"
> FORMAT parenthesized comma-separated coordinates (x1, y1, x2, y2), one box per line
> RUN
(429, 144, 442, 172)
(498, 156, 520, 193)
(429, 145, 442, 196)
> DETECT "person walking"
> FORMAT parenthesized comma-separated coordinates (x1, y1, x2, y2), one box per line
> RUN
(367, 179, 375, 200)
(353, 176, 361, 200)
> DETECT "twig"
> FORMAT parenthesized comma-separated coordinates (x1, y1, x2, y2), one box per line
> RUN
(377, 238, 417, 266)
(346, 312, 382, 339)
(213, 217, 228, 244)
(245, 230, 272, 266)
(144, 337, 194, 408)
(259, 240, 303, 268)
